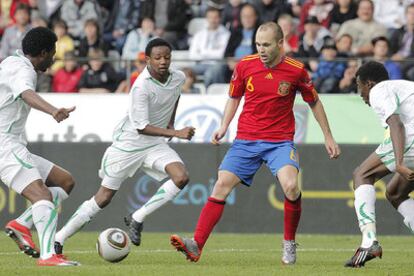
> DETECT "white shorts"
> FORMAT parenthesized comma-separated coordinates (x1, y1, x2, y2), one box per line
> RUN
(0, 143, 54, 194)
(99, 143, 183, 190)
(376, 136, 414, 172)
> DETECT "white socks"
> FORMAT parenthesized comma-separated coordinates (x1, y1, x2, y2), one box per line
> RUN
(354, 184, 377, 248)
(16, 187, 68, 229)
(132, 179, 181, 223)
(397, 198, 414, 233)
(55, 197, 101, 245)
(32, 200, 57, 259)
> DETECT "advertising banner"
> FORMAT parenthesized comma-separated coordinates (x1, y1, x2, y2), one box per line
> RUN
(24, 94, 384, 144)
(0, 143, 410, 235)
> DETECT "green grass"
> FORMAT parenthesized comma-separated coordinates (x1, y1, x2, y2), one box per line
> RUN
(0, 233, 413, 275)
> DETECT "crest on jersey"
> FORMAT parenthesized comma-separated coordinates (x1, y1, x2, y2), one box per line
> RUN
(278, 81, 291, 96)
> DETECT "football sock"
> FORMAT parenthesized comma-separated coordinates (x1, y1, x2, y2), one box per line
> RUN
(194, 197, 225, 250)
(397, 198, 414, 233)
(284, 193, 302, 241)
(16, 187, 68, 229)
(354, 184, 377, 248)
(32, 200, 57, 259)
(132, 179, 181, 223)
(55, 196, 101, 244)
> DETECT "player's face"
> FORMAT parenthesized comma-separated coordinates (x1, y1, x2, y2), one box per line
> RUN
(255, 29, 283, 67)
(38, 46, 56, 72)
(147, 46, 171, 77)
(356, 76, 372, 105)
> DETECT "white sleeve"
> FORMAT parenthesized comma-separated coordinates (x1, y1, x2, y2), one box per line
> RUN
(370, 85, 399, 128)
(12, 68, 36, 99)
(129, 82, 150, 130)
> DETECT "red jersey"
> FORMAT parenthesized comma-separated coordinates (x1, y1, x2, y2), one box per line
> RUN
(229, 54, 318, 142)
(52, 68, 84, 93)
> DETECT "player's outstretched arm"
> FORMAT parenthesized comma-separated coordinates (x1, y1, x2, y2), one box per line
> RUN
(308, 99, 341, 159)
(138, 125, 196, 140)
(21, 90, 75, 123)
(387, 114, 414, 180)
(212, 97, 241, 145)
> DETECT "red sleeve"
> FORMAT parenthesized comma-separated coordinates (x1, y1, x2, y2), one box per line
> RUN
(228, 62, 244, 98)
(298, 67, 319, 103)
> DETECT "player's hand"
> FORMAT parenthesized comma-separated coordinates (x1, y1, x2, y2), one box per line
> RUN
(396, 165, 414, 181)
(212, 127, 227, 145)
(175, 127, 195, 140)
(325, 136, 341, 159)
(52, 106, 76, 123)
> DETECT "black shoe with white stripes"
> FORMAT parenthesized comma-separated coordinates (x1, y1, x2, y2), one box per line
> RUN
(344, 241, 382, 268)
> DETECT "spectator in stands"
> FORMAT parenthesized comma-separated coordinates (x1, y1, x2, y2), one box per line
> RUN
(182, 67, 201, 94)
(60, 0, 101, 40)
(208, 3, 259, 85)
(35, 0, 64, 21)
(102, 0, 140, 54)
(52, 51, 84, 93)
(122, 17, 155, 62)
(335, 33, 353, 57)
(338, 58, 358, 93)
(369, 36, 402, 80)
(128, 52, 146, 89)
(328, 0, 357, 35)
(277, 13, 299, 55)
(389, 3, 414, 81)
(189, 7, 230, 87)
(51, 19, 75, 74)
(78, 19, 107, 60)
(336, 0, 387, 57)
(298, 0, 334, 34)
(297, 15, 332, 59)
(0, 3, 31, 60)
(312, 38, 346, 93)
(139, 0, 190, 50)
(78, 48, 123, 93)
(251, 0, 292, 23)
(221, 0, 243, 31)
(372, 0, 411, 31)
(31, 16, 47, 28)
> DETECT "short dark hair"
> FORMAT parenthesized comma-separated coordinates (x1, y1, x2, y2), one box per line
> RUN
(356, 61, 389, 83)
(371, 36, 388, 47)
(206, 7, 221, 16)
(145, 38, 172, 57)
(22, 27, 57, 57)
(15, 3, 30, 14)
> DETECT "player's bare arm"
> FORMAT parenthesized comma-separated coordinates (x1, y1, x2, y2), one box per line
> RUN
(138, 125, 195, 140)
(212, 97, 241, 145)
(21, 90, 75, 123)
(308, 99, 341, 159)
(387, 114, 414, 180)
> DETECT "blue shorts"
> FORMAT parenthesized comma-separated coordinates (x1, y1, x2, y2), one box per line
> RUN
(219, 140, 299, 186)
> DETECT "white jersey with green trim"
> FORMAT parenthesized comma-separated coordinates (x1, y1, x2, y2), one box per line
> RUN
(370, 80, 414, 138)
(0, 50, 36, 145)
(112, 67, 185, 150)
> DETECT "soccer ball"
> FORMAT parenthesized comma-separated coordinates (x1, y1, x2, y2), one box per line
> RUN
(96, 228, 131, 263)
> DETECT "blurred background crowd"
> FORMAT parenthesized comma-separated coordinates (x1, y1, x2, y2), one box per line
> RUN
(1, 0, 413, 94)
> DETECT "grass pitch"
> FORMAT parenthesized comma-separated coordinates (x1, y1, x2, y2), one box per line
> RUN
(0, 232, 413, 275)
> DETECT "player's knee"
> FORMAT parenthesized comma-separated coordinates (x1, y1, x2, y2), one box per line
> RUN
(171, 171, 189, 188)
(61, 173, 75, 194)
(282, 179, 299, 196)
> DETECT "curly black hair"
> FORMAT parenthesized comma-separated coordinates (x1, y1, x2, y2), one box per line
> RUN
(145, 38, 172, 57)
(22, 27, 57, 57)
(356, 61, 389, 83)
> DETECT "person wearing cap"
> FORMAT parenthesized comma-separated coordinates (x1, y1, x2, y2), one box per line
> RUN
(312, 38, 346, 93)
(297, 15, 332, 58)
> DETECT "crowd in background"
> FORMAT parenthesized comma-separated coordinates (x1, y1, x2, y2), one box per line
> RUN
(1, 0, 414, 94)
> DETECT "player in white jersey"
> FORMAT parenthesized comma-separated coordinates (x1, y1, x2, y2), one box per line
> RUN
(345, 61, 414, 268)
(0, 27, 78, 266)
(54, 38, 196, 254)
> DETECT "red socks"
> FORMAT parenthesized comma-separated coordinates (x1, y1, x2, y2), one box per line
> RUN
(194, 197, 225, 250)
(284, 194, 301, 241)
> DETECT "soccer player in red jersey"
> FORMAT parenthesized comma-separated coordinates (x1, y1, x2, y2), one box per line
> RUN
(171, 22, 341, 265)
